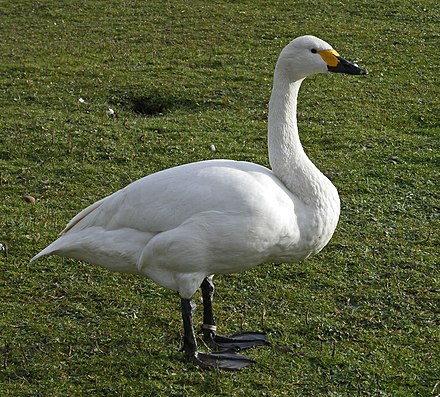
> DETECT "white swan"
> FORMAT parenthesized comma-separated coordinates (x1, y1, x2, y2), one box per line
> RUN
(32, 35, 366, 370)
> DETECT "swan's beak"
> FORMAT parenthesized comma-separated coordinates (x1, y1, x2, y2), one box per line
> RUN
(319, 49, 367, 75)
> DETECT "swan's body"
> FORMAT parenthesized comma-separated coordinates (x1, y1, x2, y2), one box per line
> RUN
(33, 159, 338, 297)
(32, 35, 366, 369)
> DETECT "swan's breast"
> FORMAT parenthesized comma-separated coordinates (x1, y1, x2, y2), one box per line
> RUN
(270, 180, 340, 263)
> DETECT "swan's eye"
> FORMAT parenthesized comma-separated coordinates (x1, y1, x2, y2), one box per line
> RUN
(311, 49, 317, 54)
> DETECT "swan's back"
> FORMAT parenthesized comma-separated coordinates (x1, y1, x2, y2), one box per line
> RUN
(66, 159, 297, 233)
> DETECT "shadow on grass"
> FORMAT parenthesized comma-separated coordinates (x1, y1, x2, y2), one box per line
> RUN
(109, 89, 198, 117)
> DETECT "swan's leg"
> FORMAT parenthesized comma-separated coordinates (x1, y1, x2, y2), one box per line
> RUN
(200, 277, 270, 351)
(201, 276, 216, 332)
(181, 297, 255, 370)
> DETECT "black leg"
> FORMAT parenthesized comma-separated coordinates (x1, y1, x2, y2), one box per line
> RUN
(180, 297, 256, 370)
(181, 298, 197, 356)
(201, 277, 217, 346)
(200, 277, 270, 351)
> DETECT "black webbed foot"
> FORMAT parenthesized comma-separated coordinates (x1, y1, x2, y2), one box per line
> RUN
(202, 327, 269, 351)
(189, 350, 255, 370)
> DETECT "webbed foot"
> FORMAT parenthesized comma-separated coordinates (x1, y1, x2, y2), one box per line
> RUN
(189, 350, 255, 370)
(203, 328, 269, 351)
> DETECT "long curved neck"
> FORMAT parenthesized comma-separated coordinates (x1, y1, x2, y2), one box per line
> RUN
(268, 67, 333, 207)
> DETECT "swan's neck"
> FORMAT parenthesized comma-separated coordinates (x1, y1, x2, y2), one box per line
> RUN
(268, 70, 336, 208)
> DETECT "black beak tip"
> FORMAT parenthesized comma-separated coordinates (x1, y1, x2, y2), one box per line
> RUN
(328, 56, 368, 76)
(355, 64, 368, 75)
(354, 68, 368, 76)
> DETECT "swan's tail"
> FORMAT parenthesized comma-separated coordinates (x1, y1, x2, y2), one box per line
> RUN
(30, 240, 61, 263)
(30, 227, 155, 274)
(30, 232, 85, 263)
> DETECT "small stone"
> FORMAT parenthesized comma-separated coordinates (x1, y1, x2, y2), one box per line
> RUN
(21, 195, 36, 204)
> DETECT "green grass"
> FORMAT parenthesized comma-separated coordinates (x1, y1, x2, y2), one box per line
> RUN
(1, 0, 439, 396)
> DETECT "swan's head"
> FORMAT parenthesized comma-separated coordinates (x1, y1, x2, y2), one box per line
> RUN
(276, 35, 367, 82)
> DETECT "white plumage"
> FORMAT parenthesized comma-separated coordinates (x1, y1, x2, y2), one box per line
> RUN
(32, 35, 366, 369)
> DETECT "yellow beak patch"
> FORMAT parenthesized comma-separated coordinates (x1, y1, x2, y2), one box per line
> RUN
(318, 49, 340, 67)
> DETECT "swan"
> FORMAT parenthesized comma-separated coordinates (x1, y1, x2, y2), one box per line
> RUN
(32, 35, 366, 370)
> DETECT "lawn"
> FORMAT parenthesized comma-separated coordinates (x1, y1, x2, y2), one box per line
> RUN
(0, 0, 438, 396)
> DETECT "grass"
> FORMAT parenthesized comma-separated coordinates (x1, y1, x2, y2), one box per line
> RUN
(1, 0, 438, 395)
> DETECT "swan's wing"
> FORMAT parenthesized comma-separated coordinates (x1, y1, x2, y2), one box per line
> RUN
(31, 160, 300, 277)
(61, 196, 107, 234)
(61, 160, 294, 235)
